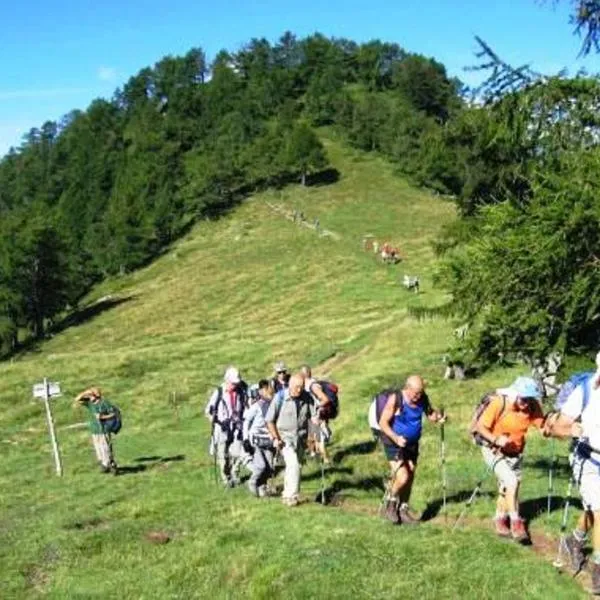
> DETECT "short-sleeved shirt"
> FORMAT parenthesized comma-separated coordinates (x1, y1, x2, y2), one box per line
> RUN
(265, 389, 315, 440)
(479, 395, 544, 455)
(561, 380, 600, 462)
(86, 399, 114, 434)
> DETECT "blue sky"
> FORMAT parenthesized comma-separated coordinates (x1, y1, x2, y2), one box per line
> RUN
(1, 0, 598, 156)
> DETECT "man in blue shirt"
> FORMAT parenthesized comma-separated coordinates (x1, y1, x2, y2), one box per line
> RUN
(378, 375, 445, 524)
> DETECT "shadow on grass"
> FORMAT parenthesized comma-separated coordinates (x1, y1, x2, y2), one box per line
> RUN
(526, 457, 571, 477)
(420, 490, 495, 522)
(521, 495, 583, 523)
(315, 476, 385, 505)
(53, 295, 136, 334)
(116, 455, 186, 476)
(134, 455, 186, 464)
(303, 465, 353, 482)
(332, 440, 377, 464)
(307, 168, 340, 187)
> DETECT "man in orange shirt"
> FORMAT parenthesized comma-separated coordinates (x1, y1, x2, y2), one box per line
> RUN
(476, 376, 548, 542)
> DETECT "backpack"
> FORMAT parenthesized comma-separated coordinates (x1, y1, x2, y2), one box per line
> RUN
(469, 393, 506, 446)
(102, 402, 122, 435)
(368, 389, 403, 444)
(315, 380, 339, 420)
(554, 371, 594, 415)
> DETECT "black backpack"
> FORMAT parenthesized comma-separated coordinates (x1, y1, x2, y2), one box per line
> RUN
(102, 402, 122, 435)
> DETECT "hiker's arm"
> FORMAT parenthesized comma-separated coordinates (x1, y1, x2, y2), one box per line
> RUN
(547, 412, 581, 439)
(310, 382, 330, 407)
(205, 390, 218, 420)
(265, 402, 283, 447)
(74, 389, 93, 405)
(424, 396, 445, 423)
(476, 402, 506, 447)
(242, 405, 256, 440)
(379, 394, 406, 447)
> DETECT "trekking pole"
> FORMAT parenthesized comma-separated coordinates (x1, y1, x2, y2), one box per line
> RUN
(547, 438, 556, 519)
(452, 458, 497, 532)
(440, 408, 447, 523)
(320, 453, 326, 505)
(553, 440, 581, 569)
(210, 418, 218, 485)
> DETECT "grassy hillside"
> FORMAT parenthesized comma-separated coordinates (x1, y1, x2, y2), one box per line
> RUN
(0, 136, 586, 598)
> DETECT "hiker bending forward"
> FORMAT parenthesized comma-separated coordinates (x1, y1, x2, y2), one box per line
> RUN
(205, 367, 247, 488)
(476, 376, 546, 543)
(243, 380, 275, 497)
(266, 373, 316, 507)
(378, 375, 445, 525)
(75, 387, 117, 473)
(546, 360, 600, 592)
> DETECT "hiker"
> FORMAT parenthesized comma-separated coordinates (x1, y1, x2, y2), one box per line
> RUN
(74, 387, 119, 473)
(271, 361, 290, 393)
(265, 373, 316, 506)
(301, 364, 333, 465)
(475, 376, 547, 542)
(205, 366, 247, 487)
(546, 360, 600, 590)
(243, 379, 276, 497)
(378, 375, 445, 524)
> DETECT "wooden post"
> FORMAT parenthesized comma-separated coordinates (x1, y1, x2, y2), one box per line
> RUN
(42, 378, 63, 476)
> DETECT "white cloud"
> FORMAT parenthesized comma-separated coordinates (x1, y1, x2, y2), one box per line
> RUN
(97, 66, 117, 82)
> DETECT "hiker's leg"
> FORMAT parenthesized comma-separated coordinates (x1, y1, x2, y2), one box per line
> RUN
(93, 434, 111, 467)
(281, 443, 301, 501)
(389, 461, 411, 497)
(91, 434, 104, 463)
(398, 462, 416, 505)
(249, 449, 266, 494)
(217, 440, 231, 484)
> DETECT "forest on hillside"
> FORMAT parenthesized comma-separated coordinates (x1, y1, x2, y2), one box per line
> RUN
(2, 13, 600, 365)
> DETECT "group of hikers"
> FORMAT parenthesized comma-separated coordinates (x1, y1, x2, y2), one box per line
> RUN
(204, 362, 337, 505)
(74, 354, 600, 592)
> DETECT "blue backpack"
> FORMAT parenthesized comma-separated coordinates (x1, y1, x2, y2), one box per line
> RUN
(102, 403, 122, 435)
(554, 372, 594, 414)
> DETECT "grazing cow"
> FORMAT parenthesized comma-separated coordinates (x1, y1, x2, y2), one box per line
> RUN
(402, 274, 419, 293)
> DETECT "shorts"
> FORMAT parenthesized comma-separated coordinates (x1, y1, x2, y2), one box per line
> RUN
(481, 446, 522, 492)
(571, 454, 600, 512)
(383, 441, 419, 465)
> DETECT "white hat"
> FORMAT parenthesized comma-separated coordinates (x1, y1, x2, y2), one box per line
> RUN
(224, 366, 241, 384)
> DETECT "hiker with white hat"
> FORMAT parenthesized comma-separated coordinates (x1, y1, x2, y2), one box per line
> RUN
(475, 376, 547, 543)
(271, 361, 290, 393)
(205, 366, 248, 487)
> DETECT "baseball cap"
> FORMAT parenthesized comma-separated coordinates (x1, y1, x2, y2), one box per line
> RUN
(224, 366, 241, 384)
(509, 376, 542, 400)
(274, 361, 287, 373)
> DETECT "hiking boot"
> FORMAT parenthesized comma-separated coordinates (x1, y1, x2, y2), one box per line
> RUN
(591, 562, 600, 596)
(398, 504, 420, 526)
(510, 517, 529, 543)
(494, 516, 511, 538)
(282, 496, 299, 507)
(381, 499, 401, 524)
(561, 534, 585, 573)
(100, 464, 111, 474)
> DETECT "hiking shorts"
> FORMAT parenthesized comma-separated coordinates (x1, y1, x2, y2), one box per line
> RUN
(384, 442, 419, 465)
(482, 446, 522, 492)
(571, 454, 600, 512)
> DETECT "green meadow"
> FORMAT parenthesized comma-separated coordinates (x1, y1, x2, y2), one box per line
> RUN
(0, 136, 587, 598)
